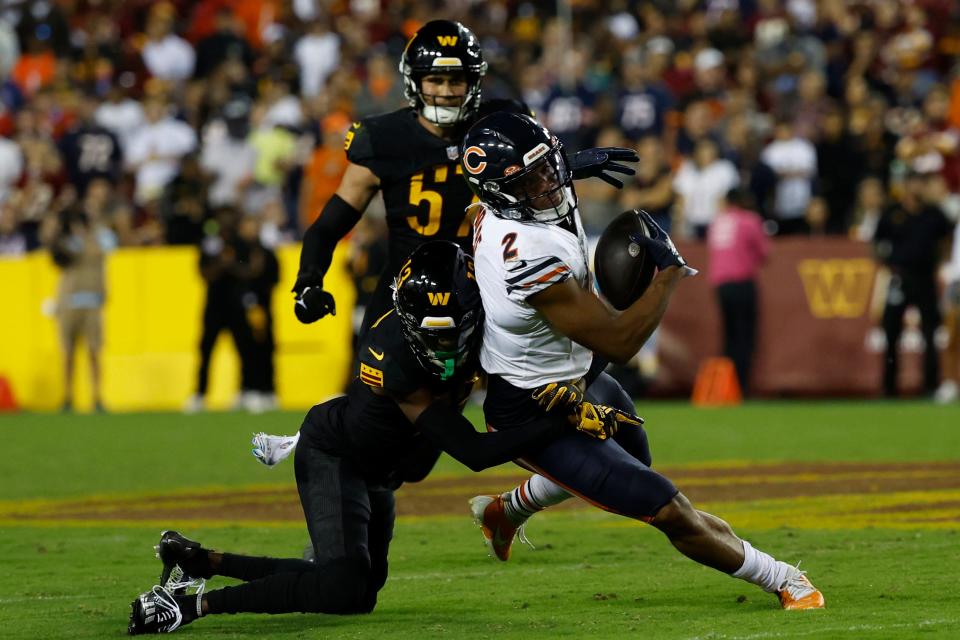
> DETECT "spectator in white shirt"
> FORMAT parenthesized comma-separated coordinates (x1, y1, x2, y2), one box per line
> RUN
(200, 98, 257, 208)
(125, 98, 197, 205)
(141, 8, 195, 83)
(673, 138, 740, 239)
(760, 119, 818, 235)
(95, 87, 145, 154)
(293, 17, 340, 98)
(0, 134, 23, 203)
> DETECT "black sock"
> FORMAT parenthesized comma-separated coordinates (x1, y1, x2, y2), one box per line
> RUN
(174, 593, 201, 625)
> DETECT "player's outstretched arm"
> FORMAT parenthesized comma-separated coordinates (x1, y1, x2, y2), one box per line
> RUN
(294, 163, 380, 323)
(529, 266, 685, 365)
(393, 388, 563, 472)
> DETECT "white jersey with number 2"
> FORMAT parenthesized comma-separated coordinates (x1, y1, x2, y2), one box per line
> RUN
(472, 206, 593, 389)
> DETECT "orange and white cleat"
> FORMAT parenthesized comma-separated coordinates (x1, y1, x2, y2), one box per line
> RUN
(468, 494, 531, 561)
(778, 568, 825, 610)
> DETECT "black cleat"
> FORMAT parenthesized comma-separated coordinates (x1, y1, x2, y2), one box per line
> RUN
(155, 530, 210, 593)
(128, 586, 187, 635)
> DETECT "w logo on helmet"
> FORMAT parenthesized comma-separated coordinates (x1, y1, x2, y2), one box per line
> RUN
(437, 35, 458, 46)
(427, 292, 451, 305)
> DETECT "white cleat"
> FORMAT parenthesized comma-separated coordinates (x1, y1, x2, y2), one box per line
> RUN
(252, 432, 300, 467)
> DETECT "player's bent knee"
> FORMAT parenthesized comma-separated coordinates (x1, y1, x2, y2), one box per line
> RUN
(649, 492, 704, 537)
(309, 556, 372, 614)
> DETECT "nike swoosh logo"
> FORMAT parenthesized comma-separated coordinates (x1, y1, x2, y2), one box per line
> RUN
(368, 348, 384, 361)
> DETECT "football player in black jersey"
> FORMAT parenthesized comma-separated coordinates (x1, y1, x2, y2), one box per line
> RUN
(293, 19, 637, 338)
(128, 242, 636, 634)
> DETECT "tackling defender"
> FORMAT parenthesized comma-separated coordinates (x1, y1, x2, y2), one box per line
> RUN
(462, 112, 825, 610)
(127, 242, 637, 634)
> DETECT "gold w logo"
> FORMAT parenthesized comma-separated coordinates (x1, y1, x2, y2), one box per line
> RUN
(797, 259, 875, 319)
(427, 292, 451, 305)
(437, 35, 458, 46)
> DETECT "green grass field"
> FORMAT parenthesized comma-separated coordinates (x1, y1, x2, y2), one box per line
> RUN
(1, 402, 958, 639)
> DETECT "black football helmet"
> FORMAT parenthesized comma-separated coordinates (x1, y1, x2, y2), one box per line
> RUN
(400, 20, 488, 126)
(393, 241, 483, 380)
(460, 112, 577, 224)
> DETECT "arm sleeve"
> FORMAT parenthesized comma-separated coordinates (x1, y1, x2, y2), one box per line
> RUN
(297, 193, 363, 288)
(414, 402, 562, 472)
(504, 255, 573, 302)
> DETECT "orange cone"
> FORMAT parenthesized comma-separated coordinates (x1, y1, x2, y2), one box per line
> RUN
(0, 375, 18, 412)
(691, 357, 742, 406)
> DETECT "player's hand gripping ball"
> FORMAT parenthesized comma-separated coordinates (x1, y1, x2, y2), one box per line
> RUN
(593, 209, 659, 310)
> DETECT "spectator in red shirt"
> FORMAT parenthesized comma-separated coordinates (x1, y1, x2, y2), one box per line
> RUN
(707, 188, 770, 394)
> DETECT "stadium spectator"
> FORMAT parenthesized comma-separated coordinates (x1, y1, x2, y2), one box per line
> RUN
(293, 16, 341, 99)
(615, 51, 676, 142)
(299, 113, 350, 230)
(95, 87, 146, 155)
(707, 188, 769, 394)
(193, 7, 253, 80)
(58, 93, 123, 197)
(140, 3, 196, 84)
(816, 105, 865, 234)
(159, 153, 210, 245)
(850, 176, 887, 242)
(237, 214, 280, 413)
(874, 168, 954, 398)
(125, 97, 197, 206)
(43, 205, 117, 412)
(246, 101, 298, 215)
(673, 137, 739, 239)
(200, 96, 257, 209)
(0, 133, 22, 203)
(621, 135, 675, 233)
(186, 206, 257, 414)
(760, 119, 818, 235)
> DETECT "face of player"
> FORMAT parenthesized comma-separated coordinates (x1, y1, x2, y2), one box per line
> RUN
(419, 73, 468, 107)
(511, 161, 565, 210)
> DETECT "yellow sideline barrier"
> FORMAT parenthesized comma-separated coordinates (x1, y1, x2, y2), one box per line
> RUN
(0, 245, 356, 412)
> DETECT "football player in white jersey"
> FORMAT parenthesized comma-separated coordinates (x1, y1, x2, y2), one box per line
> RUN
(460, 112, 824, 610)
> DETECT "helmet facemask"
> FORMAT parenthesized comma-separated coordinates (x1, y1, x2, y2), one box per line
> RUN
(482, 142, 577, 224)
(399, 309, 481, 380)
(402, 69, 485, 127)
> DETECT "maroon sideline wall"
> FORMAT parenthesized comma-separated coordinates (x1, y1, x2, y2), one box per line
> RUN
(651, 237, 931, 397)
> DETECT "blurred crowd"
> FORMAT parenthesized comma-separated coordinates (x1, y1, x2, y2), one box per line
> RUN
(0, 0, 958, 255)
(2, 0, 960, 406)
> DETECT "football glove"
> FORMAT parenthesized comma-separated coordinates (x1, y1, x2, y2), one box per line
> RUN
(252, 432, 300, 467)
(294, 286, 336, 323)
(629, 209, 697, 274)
(531, 378, 585, 412)
(573, 401, 644, 441)
(568, 147, 638, 189)
(292, 268, 336, 323)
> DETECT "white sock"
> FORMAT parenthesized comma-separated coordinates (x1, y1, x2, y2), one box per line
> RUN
(502, 474, 572, 524)
(731, 540, 795, 593)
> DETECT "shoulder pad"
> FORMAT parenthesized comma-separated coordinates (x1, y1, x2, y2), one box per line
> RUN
(357, 310, 422, 394)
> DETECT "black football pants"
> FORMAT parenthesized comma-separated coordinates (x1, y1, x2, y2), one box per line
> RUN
(204, 441, 395, 615)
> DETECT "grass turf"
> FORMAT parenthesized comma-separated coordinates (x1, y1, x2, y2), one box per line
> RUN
(1, 401, 958, 638)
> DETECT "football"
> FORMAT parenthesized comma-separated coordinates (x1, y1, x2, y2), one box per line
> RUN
(594, 209, 657, 310)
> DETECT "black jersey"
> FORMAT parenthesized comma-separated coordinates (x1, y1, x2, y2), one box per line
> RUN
(345, 100, 529, 275)
(300, 308, 478, 484)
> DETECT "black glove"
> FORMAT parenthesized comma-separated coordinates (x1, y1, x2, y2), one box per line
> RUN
(292, 268, 335, 323)
(294, 287, 336, 323)
(629, 209, 689, 271)
(572, 402, 645, 441)
(531, 379, 585, 412)
(568, 147, 638, 189)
